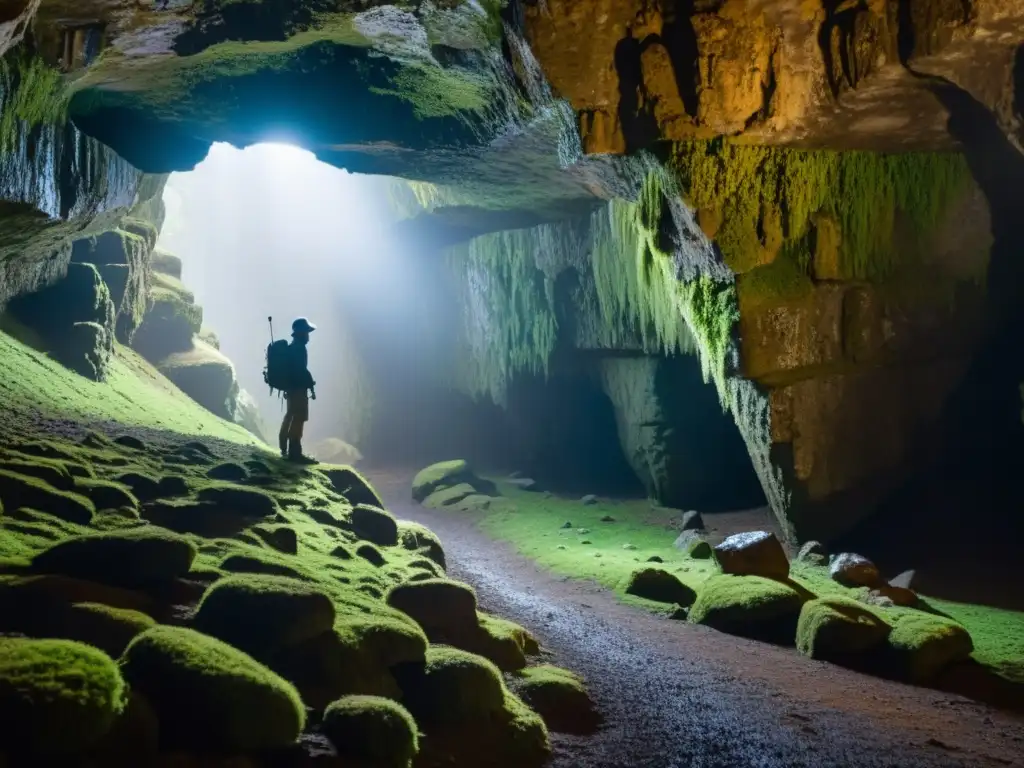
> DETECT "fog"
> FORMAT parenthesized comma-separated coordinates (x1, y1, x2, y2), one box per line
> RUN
(158, 142, 449, 449)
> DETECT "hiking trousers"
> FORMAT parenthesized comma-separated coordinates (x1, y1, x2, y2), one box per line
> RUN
(280, 390, 309, 443)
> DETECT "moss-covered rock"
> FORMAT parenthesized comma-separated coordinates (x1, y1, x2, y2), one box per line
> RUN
(49, 602, 156, 658)
(888, 613, 974, 682)
(219, 552, 305, 579)
(73, 478, 139, 511)
(207, 462, 248, 482)
(466, 612, 537, 671)
(197, 483, 277, 517)
(796, 596, 891, 661)
(31, 526, 197, 588)
(357, 542, 387, 567)
(191, 574, 335, 656)
(689, 574, 807, 642)
(0, 574, 157, 617)
(321, 466, 384, 508)
(321, 695, 419, 768)
(251, 523, 298, 554)
(397, 521, 446, 570)
(386, 578, 478, 642)
(509, 664, 600, 735)
(624, 567, 697, 606)
(0, 637, 127, 757)
(0, 469, 95, 524)
(0, 457, 74, 490)
(412, 459, 474, 502)
(88, 689, 160, 767)
(397, 647, 550, 767)
(351, 503, 399, 547)
(115, 472, 161, 502)
(713, 531, 790, 580)
(121, 625, 304, 751)
(424, 482, 478, 509)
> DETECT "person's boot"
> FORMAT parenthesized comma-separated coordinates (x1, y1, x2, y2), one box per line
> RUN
(288, 440, 318, 465)
(279, 436, 288, 459)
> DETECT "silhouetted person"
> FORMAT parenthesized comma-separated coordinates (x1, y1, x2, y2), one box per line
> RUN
(279, 317, 318, 464)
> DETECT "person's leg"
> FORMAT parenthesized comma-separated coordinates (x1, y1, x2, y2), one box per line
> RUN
(279, 399, 293, 458)
(287, 394, 315, 463)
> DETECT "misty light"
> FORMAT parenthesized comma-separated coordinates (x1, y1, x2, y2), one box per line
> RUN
(157, 141, 420, 447)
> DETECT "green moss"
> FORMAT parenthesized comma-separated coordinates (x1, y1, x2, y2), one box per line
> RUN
(0, 469, 96, 525)
(509, 664, 599, 735)
(192, 573, 335, 655)
(396, 520, 447, 570)
(688, 574, 807, 641)
(350, 504, 399, 546)
(386, 578, 478, 641)
(0, 637, 127, 757)
(320, 465, 384, 508)
(72, 478, 139, 511)
(466, 612, 533, 671)
(671, 140, 970, 282)
(370, 60, 493, 120)
(927, 599, 1024, 684)
(121, 625, 305, 751)
(51, 602, 156, 658)
(887, 611, 974, 682)
(321, 695, 419, 768)
(424, 482, 478, 509)
(31, 526, 196, 587)
(196, 483, 277, 517)
(795, 596, 891, 661)
(411, 459, 472, 502)
(624, 567, 697, 606)
(0, 50, 68, 151)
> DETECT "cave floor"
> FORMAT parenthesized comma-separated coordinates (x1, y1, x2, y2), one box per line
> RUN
(370, 469, 1024, 768)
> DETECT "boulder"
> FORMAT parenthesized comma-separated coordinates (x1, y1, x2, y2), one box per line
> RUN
(829, 553, 881, 588)
(888, 614, 974, 682)
(386, 579, 478, 643)
(73, 479, 139, 511)
(0, 469, 95, 525)
(191, 574, 335, 656)
(713, 531, 790, 580)
(0, 637, 127, 758)
(321, 695, 419, 768)
(412, 460, 474, 502)
(674, 530, 712, 559)
(796, 597, 891, 661)
(121, 625, 305, 751)
(396, 521, 447, 570)
(220, 552, 305, 580)
(321, 466, 384, 508)
(509, 665, 600, 735)
(689, 574, 807, 642)
(42, 602, 156, 658)
(309, 437, 364, 465)
(251, 524, 298, 554)
(30, 527, 196, 588)
(424, 482, 477, 509)
(680, 510, 705, 531)
(196, 484, 277, 518)
(350, 504, 399, 547)
(156, 340, 237, 421)
(796, 540, 828, 565)
(207, 462, 248, 482)
(357, 542, 387, 567)
(580, 494, 598, 505)
(624, 568, 697, 606)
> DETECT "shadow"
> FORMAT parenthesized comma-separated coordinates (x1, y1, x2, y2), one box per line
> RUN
(1015, 44, 1024, 123)
(615, 32, 660, 152)
(661, 0, 699, 117)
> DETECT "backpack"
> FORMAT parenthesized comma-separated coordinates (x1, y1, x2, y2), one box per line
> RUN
(264, 339, 293, 395)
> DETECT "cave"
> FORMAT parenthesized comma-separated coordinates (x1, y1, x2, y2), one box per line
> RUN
(2, 1, 1024, 765)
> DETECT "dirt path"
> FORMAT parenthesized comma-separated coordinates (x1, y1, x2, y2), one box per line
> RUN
(369, 471, 1024, 768)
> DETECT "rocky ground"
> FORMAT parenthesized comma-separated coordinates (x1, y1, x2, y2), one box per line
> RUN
(370, 470, 1024, 768)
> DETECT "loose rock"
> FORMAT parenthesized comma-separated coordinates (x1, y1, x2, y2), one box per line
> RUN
(624, 568, 696, 606)
(829, 553, 881, 588)
(679, 510, 704, 531)
(796, 540, 828, 565)
(560, 521, 573, 529)
(713, 531, 789, 580)
(600, 515, 615, 522)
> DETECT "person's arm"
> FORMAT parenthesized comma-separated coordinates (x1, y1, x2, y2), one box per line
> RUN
(300, 347, 316, 397)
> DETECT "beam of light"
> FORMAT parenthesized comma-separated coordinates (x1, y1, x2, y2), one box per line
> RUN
(156, 141, 437, 446)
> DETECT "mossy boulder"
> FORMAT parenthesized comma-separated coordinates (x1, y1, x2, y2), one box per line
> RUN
(412, 459, 473, 502)
(509, 665, 600, 735)
(424, 482, 478, 509)
(624, 568, 697, 606)
(0, 637, 127, 757)
(689, 574, 808, 643)
(0, 458, 74, 490)
(31, 527, 197, 588)
(197, 483, 277, 517)
(321, 695, 419, 768)
(115, 472, 162, 502)
(321, 466, 384, 508)
(207, 462, 248, 482)
(397, 647, 550, 768)
(0, 574, 157, 617)
(397, 521, 446, 571)
(73, 478, 139, 511)
(121, 625, 305, 751)
(466, 613, 538, 671)
(796, 597, 891, 661)
(191, 574, 335, 656)
(888, 613, 974, 682)
(48, 602, 156, 658)
(0, 469, 95, 524)
(219, 552, 305, 579)
(357, 542, 387, 567)
(386, 578, 478, 642)
(351, 504, 399, 547)
(251, 523, 298, 554)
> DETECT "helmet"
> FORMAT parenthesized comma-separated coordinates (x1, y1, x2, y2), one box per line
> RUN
(292, 317, 317, 335)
